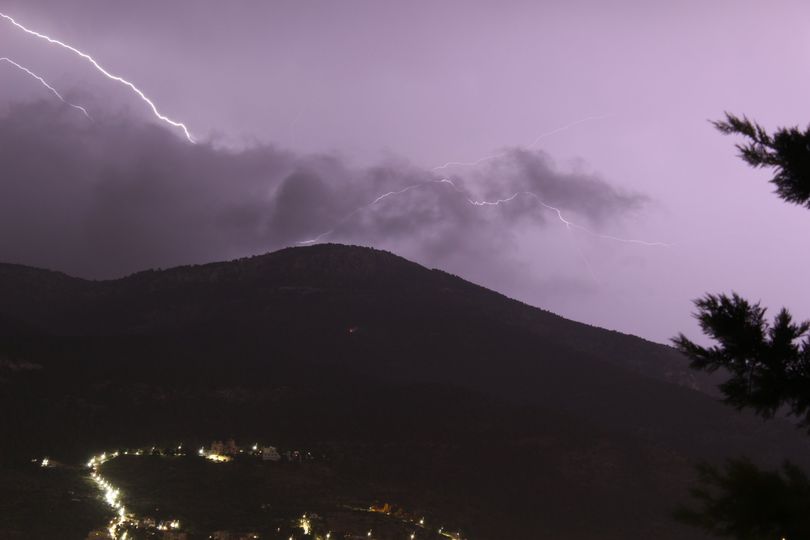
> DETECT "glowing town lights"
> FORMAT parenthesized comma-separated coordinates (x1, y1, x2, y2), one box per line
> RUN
(84, 444, 462, 540)
(205, 453, 232, 463)
(0, 12, 195, 143)
(40, 457, 49, 467)
(299, 514, 312, 535)
(87, 449, 184, 540)
(0, 57, 91, 118)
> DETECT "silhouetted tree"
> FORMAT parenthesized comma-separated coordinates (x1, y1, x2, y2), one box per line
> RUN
(673, 113, 810, 539)
(673, 293, 810, 427)
(674, 459, 810, 540)
(713, 113, 810, 207)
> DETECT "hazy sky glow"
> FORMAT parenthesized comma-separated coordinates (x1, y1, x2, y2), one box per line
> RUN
(2, 0, 810, 343)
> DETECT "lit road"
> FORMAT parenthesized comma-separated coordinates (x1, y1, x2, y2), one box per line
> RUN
(84, 445, 468, 540)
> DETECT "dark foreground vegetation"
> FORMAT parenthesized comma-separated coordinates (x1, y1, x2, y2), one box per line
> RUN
(673, 113, 810, 539)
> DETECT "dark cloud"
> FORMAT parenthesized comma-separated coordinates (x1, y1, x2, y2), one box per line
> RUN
(0, 100, 645, 279)
(492, 148, 647, 225)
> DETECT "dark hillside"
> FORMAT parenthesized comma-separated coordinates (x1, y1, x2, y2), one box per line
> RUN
(1, 244, 805, 539)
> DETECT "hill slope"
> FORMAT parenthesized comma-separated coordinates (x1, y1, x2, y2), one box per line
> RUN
(0, 243, 698, 385)
(1, 244, 805, 539)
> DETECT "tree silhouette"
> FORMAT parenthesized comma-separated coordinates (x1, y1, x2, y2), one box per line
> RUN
(673, 113, 810, 539)
(674, 458, 810, 540)
(713, 113, 810, 207)
(673, 293, 810, 427)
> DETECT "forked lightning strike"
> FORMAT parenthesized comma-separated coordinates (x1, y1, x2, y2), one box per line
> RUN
(0, 11, 195, 143)
(432, 114, 615, 171)
(491, 193, 670, 247)
(1, 57, 90, 118)
(438, 177, 671, 247)
(299, 184, 433, 245)
(0, 14, 661, 252)
(299, 175, 670, 248)
(300, 113, 670, 249)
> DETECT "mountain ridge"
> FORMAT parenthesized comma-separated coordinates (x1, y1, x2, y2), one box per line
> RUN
(0, 243, 696, 388)
(1, 243, 803, 539)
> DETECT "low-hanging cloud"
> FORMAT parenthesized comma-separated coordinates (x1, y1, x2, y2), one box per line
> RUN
(0, 99, 646, 279)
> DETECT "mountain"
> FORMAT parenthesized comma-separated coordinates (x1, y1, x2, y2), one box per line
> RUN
(1, 244, 806, 539)
(0, 244, 701, 385)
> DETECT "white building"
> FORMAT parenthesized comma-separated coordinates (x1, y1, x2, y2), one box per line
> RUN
(262, 446, 281, 461)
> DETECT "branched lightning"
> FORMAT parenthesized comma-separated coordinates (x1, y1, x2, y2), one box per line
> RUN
(0, 11, 195, 143)
(1, 57, 90, 118)
(525, 114, 617, 148)
(432, 114, 615, 171)
(439, 178, 606, 280)
(0, 13, 660, 256)
(438, 177, 671, 246)
(298, 112, 672, 250)
(299, 175, 671, 248)
(299, 183, 444, 245)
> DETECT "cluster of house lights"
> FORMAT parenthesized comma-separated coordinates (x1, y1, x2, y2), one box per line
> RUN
(87, 450, 182, 540)
(85, 446, 466, 540)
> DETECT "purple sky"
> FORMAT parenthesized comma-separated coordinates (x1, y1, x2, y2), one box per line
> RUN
(2, 0, 810, 343)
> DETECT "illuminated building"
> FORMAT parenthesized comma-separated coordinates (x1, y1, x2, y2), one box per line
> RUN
(262, 446, 281, 461)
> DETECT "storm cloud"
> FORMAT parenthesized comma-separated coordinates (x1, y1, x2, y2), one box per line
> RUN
(0, 99, 645, 279)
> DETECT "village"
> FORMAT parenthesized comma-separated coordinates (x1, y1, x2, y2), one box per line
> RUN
(80, 441, 467, 540)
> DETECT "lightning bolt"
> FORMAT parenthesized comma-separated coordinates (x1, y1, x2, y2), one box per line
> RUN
(1, 57, 90, 118)
(299, 112, 671, 249)
(298, 183, 435, 245)
(298, 175, 671, 248)
(438, 178, 606, 280)
(432, 114, 615, 171)
(438, 177, 672, 246)
(299, 110, 670, 248)
(0, 11, 195, 143)
(0, 15, 658, 254)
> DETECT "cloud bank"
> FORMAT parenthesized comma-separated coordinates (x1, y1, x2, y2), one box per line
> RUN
(0, 100, 645, 279)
